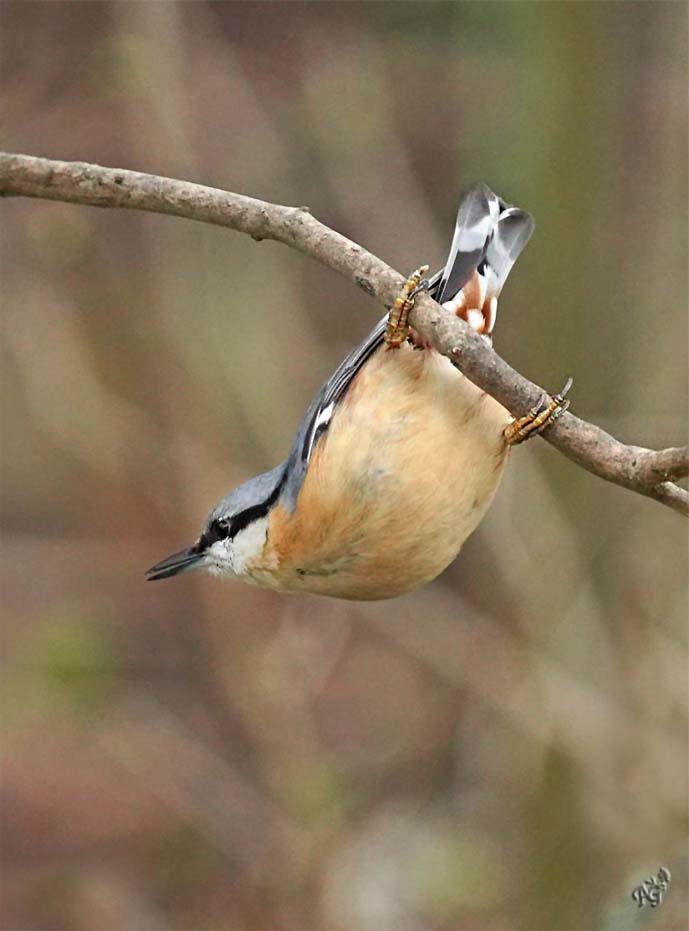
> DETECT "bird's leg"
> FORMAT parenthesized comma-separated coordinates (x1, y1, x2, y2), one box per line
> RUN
(504, 377, 573, 446)
(385, 265, 430, 349)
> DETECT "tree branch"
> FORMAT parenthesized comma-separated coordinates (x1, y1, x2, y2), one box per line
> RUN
(1, 151, 686, 516)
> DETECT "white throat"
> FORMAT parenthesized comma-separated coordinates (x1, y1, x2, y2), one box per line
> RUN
(205, 516, 269, 578)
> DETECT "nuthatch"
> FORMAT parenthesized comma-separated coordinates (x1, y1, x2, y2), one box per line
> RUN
(147, 184, 570, 600)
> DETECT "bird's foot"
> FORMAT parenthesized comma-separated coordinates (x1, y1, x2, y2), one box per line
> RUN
(385, 265, 430, 349)
(504, 377, 573, 446)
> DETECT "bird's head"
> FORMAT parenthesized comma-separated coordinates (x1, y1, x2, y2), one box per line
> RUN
(146, 465, 285, 582)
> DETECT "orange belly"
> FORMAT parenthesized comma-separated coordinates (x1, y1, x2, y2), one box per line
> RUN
(249, 344, 511, 600)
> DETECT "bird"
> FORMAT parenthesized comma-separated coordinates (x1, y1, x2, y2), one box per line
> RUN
(146, 183, 569, 600)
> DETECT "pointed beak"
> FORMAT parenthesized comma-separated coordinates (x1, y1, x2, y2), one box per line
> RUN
(145, 546, 204, 581)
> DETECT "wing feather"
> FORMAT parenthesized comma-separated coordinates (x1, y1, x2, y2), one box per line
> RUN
(281, 316, 387, 506)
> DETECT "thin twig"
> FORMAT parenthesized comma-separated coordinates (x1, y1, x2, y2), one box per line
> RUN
(1, 152, 686, 515)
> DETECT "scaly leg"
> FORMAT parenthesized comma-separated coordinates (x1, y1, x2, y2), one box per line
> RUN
(504, 378, 573, 445)
(385, 265, 430, 349)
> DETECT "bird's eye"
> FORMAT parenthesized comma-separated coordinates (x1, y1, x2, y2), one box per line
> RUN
(207, 518, 231, 542)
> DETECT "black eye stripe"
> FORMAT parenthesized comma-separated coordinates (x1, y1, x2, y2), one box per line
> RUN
(198, 518, 231, 549)
(201, 472, 286, 549)
(229, 476, 285, 536)
(229, 502, 270, 537)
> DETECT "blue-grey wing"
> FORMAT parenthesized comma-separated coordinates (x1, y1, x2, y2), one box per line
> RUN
(281, 315, 387, 507)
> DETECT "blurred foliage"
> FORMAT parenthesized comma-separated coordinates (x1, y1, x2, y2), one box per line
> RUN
(1, 2, 687, 930)
(1, 615, 114, 728)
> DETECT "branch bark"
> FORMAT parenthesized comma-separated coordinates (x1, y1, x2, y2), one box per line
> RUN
(1, 151, 686, 515)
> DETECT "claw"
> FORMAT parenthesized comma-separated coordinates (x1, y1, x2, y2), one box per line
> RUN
(408, 277, 431, 300)
(504, 377, 573, 446)
(385, 265, 430, 349)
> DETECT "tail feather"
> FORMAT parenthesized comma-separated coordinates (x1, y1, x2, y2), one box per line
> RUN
(432, 184, 534, 312)
(483, 206, 535, 300)
(433, 183, 501, 305)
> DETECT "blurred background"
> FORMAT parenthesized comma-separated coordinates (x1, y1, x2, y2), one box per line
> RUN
(1, 2, 687, 929)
